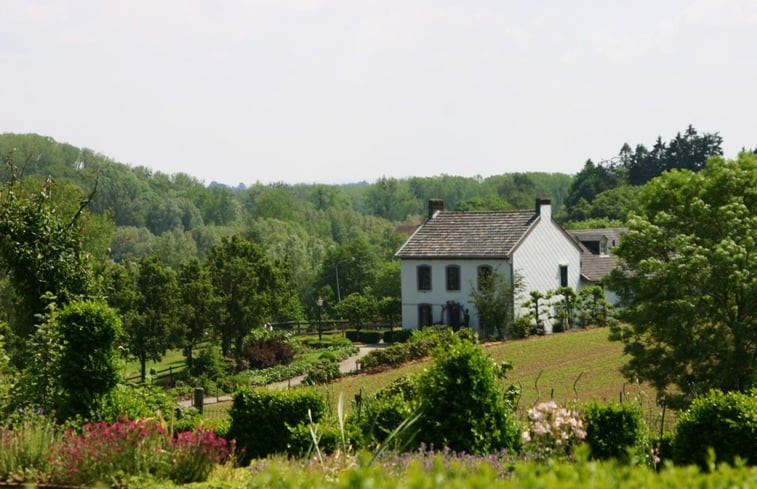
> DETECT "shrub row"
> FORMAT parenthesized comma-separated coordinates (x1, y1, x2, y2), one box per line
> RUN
(383, 329, 412, 343)
(228, 387, 325, 464)
(359, 327, 469, 372)
(345, 330, 383, 343)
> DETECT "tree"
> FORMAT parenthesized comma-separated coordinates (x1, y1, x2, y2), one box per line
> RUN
(607, 153, 756, 400)
(0, 154, 96, 367)
(549, 286, 577, 332)
(177, 259, 221, 372)
(121, 256, 181, 381)
(207, 236, 286, 356)
(469, 270, 522, 339)
(334, 292, 377, 331)
(577, 285, 612, 327)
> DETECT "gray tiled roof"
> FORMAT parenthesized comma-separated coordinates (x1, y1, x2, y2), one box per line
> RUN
(395, 210, 537, 259)
(568, 228, 627, 282)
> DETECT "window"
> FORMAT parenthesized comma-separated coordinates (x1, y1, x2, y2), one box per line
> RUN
(599, 237, 608, 255)
(417, 265, 431, 291)
(418, 304, 433, 327)
(560, 265, 568, 287)
(477, 265, 493, 290)
(446, 265, 460, 291)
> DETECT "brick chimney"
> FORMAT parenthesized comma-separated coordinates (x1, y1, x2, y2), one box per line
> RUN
(428, 199, 444, 219)
(535, 198, 551, 220)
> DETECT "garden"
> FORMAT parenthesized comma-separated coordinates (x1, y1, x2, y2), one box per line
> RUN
(1, 327, 755, 488)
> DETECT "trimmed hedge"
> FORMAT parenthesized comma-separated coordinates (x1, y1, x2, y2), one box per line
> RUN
(672, 390, 756, 468)
(383, 329, 412, 343)
(582, 401, 647, 463)
(228, 387, 325, 463)
(345, 330, 383, 344)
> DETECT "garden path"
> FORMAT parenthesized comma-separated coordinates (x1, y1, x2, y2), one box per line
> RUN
(178, 343, 384, 408)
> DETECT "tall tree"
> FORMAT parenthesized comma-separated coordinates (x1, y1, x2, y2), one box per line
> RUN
(120, 256, 181, 381)
(607, 153, 756, 401)
(470, 270, 522, 339)
(177, 259, 221, 372)
(207, 235, 285, 356)
(0, 154, 96, 366)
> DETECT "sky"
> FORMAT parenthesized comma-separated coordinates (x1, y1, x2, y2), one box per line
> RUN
(1, 1, 755, 187)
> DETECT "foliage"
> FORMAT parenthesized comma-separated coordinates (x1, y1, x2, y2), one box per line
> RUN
(359, 326, 462, 372)
(607, 154, 757, 398)
(177, 259, 221, 372)
(303, 359, 342, 385)
(521, 401, 586, 460)
(207, 236, 295, 356)
(383, 329, 412, 343)
(581, 401, 647, 463)
(415, 337, 521, 454)
(350, 377, 417, 448)
(49, 300, 122, 421)
(244, 337, 295, 370)
(90, 384, 174, 423)
(577, 285, 612, 327)
(334, 292, 377, 331)
(228, 387, 326, 463)
(470, 270, 522, 339)
(0, 155, 96, 367)
(0, 411, 58, 483)
(522, 290, 548, 334)
(549, 287, 577, 332)
(672, 389, 756, 468)
(52, 418, 230, 486)
(123, 255, 182, 381)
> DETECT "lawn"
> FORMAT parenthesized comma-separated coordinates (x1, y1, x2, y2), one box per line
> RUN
(203, 328, 673, 432)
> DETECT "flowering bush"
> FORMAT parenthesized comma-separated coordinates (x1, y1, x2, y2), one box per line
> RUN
(521, 401, 586, 459)
(52, 418, 231, 486)
(170, 427, 231, 483)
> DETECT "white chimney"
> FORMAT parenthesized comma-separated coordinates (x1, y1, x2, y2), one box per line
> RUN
(535, 198, 551, 220)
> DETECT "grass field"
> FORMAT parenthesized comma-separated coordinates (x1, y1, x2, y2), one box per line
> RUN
(202, 328, 674, 432)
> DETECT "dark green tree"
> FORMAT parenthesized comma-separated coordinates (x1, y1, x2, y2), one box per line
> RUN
(607, 153, 756, 399)
(177, 259, 221, 372)
(121, 256, 181, 381)
(207, 235, 287, 356)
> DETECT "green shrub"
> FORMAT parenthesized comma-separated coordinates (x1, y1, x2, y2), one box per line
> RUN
(510, 317, 533, 339)
(351, 390, 415, 448)
(303, 360, 342, 385)
(672, 389, 756, 468)
(383, 329, 412, 343)
(582, 401, 647, 463)
(287, 416, 364, 456)
(0, 412, 58, 482)
(345, 330, 361, 342)
(415, 338, 521, 454)
(228, 387, 326, 463)
(90, 384, 173, 423)
(360, 331, 382, 344)
(189, 347, 227, 380)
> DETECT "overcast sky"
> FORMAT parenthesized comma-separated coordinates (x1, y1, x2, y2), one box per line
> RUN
(1, 1, 755, 186)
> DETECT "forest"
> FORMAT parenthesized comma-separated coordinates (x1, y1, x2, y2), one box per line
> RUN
(0, 127, 729, 372)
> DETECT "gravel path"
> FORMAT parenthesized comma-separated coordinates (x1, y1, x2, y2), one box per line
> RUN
(179, 344, 384, 408)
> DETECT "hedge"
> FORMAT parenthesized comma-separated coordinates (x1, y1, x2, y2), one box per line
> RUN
(227, 387, 325, 463)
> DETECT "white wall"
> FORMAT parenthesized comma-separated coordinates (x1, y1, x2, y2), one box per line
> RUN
(400, 258, 510, 331)
(511, 212, 582, 333)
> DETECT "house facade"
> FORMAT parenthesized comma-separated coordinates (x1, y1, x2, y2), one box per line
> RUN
(395, 198, 583, 334)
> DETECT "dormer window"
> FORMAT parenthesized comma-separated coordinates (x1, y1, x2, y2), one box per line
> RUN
(599, 237, 608, 255)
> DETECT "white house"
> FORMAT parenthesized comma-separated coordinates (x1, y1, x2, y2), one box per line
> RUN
(395, 198, 583, 334)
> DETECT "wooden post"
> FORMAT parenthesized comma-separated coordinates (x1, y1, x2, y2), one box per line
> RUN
(194, 387, 204, 414)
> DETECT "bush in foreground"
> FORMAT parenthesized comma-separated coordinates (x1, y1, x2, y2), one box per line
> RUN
(672, 389, 756, 468)
(582, 401, 647, 463)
